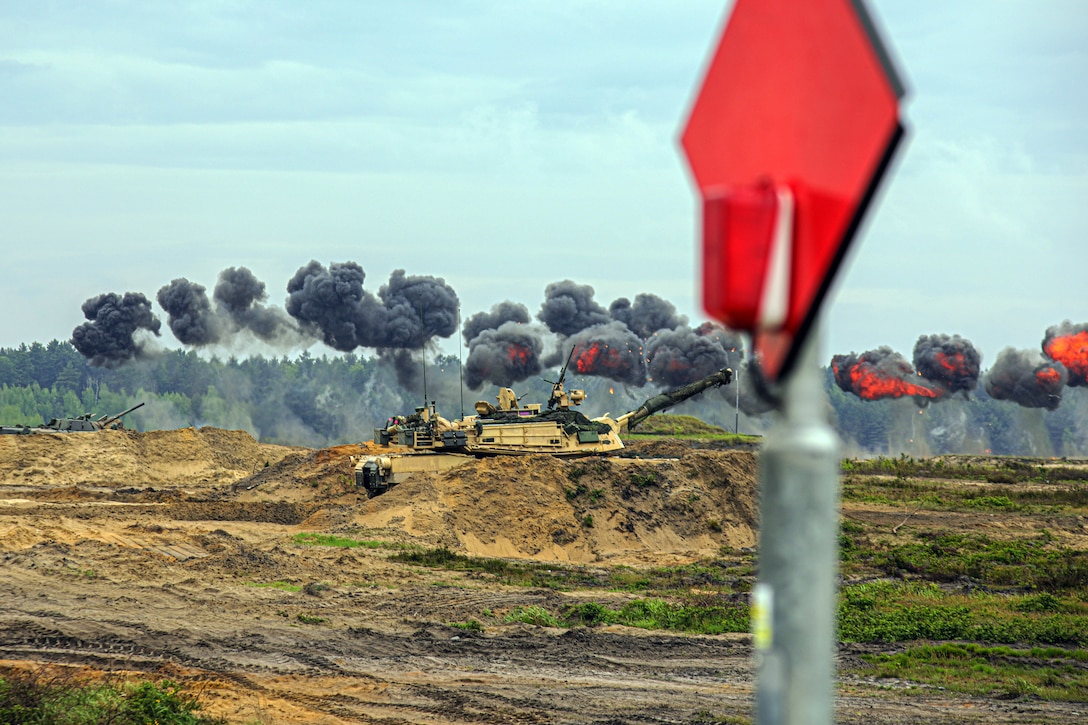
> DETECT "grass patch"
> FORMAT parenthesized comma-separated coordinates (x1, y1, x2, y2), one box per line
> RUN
(854, 643, 1088, 702)
(504, 605, 562, 627)
(292, 532, 406, 549)
(388, 546, 751, 593)
(565, 596, 749, 634)
(838, 581, 1088, 646)
(246, 581, 301, 592)
(488, 581, 1088, 647)
(842, 474, 1088, 513)
(495, 595, 750, 635)
(449, 619, 483, 632)
(863, 532, 1088, 591)
(0, 669, 223, 724)
(626, 414, 762, 443)
(840, 455, 1053, 482)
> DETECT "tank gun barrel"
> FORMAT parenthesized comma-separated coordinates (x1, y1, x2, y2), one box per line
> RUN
(617, 368, 732, 432)
(99, 402, 145, 428)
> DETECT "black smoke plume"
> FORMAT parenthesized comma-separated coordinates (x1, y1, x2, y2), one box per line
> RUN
(156, 279, 220, 346)
(157, 268, 299, 347)
(464, 321, 544, 390)
(379, 268, 460, 347)
(984, 348, 1067, 410)
(284, 261, 458, 352)
(610, 293, 686, 340)
(284, 261, 370, 351)
(645, 325, 733, 387)
(379, 349, 423, 394)
(213, 266, 297, 343)
(912, 333, 982, 395)
(538, 280, 611, 336)
(71, 292, 162, 368)
(463, 301, 531, 345)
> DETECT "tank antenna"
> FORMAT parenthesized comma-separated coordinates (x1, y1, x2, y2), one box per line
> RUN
(419, 300, 428, 410)
(457, 307, 465, 418)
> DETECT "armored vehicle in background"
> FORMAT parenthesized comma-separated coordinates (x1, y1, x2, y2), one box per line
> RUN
(356, 351, 732, 496)
(0, 402, 145, 435)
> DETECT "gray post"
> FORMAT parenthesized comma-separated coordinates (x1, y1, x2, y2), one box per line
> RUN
(735, 365, 741, 434)
(754, 328, 840, 725)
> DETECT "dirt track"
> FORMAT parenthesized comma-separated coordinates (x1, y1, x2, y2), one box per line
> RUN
(0, 428, 1083, 723)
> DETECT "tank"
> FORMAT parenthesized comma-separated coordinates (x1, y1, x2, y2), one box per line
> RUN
(0, 402, 145, 435)
(357, 350, 732, 496)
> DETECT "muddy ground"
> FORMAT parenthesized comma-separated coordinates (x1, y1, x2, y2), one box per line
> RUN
(0, 427, 1083, 724)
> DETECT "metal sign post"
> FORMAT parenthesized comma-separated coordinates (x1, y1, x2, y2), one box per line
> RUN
(753, 328, 839, 725)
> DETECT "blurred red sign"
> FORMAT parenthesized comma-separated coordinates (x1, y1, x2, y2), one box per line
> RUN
(681, 0, 905, 382)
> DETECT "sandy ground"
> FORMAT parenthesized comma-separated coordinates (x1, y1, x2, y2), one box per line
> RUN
(0, 428, 1084, 724)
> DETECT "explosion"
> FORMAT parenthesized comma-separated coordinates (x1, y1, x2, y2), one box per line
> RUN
(831, 347, 945, 402)
(831, 325, 1081, 412)
(1042, 321, 1088, 387)
(912, 333, 981, 395)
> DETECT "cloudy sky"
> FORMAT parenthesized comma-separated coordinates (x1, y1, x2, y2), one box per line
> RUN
(1, 0, 1084, 370)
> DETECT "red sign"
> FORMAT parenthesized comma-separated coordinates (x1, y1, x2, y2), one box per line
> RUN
(681, 0, 905, 382)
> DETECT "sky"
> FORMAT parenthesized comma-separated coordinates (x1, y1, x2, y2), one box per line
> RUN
(1, 0, 1085, 371)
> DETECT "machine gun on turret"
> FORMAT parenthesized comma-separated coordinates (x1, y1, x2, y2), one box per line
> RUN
(544, 345, 586, 411)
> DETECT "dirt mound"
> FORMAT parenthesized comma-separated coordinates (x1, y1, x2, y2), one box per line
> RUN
(231, 435, 380, 492)
(356, 449, 758, 564)
(0, 425, 758, 563)
(620, 438, 698, 459)
(0, 427, 301, 488)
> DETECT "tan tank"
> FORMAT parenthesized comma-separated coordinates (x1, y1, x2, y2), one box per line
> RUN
(356, 349, 732, 496)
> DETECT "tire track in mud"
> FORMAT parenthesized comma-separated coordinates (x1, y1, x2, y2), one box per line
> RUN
(0, 611, 751, 723)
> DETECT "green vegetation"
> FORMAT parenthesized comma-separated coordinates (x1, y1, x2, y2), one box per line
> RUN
(843, 454, 1088, 487)
(838, 581, 1087, 645)
(291, 532, 405, 549)
(861, 643, 1088, 702)
(880, 533, 1087, 590)
(245, 580, 302, 592)
(449, 619, 483, 632)
(504, 605, 562, 628)
(842, 470, 1088, 513)
(501, 598, 750, 634)
(387, 546, 749, 593)
(564, 597, 749, 634)
(296, 613, 326, 625)
(0, 670, 223, 724)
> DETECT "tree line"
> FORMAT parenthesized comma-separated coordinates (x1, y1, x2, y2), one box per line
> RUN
(0, 340, 1084, 456)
